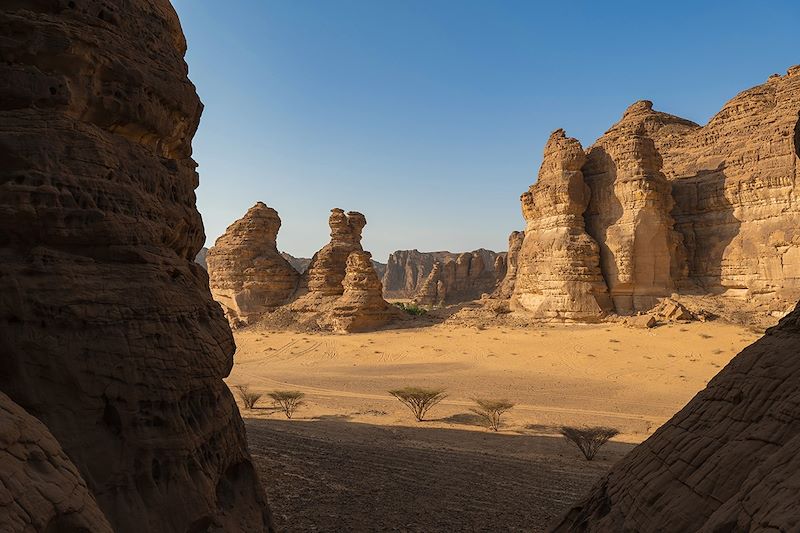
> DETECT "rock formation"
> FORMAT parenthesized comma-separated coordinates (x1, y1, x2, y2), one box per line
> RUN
(1, 392, 113, 532)
(0, 2, 271, 531)
(302, 209, 367, 298)
(512, 66, 800, 319)
(553, 301, 800, 531)
(207, 202, 300, 326)
(494, 231, 525, 298)
(583, 107, 685, 313)
(383, 249, 504, 302)
(512, 130, 612, 320)
(413, 251, 501, 305)
(327, 251, 396, 332)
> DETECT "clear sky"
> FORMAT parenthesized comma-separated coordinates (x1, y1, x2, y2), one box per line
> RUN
(172, 0, 799, 261)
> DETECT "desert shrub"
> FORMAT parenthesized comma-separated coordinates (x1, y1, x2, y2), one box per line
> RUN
(469, 398, 515, 431)
(389, 386, 447, 421)
(267, 390, 306, 419)
(393, 302, 428, 316)
(234, 384, 262, 410)
(560, 426, 619, 460)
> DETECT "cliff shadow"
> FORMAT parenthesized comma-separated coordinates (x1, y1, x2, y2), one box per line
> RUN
(243, 417, 635, 533)
(670, 164, 741, 295)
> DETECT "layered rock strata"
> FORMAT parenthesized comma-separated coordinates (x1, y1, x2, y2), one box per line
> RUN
(207, 202, 300, 326)
(302, 209, 367, 298)
(514, 67, 800, 319)
(328, 251, 396, 332)
(0, 2, 271, 531)
(512, 130, 612, 320)
(553, 301, 800, 531)
(494, 231, 525, 298)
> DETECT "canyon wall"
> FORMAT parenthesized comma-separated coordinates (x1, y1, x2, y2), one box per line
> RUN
(513, 67, 800, 318)
(0, 2, 271, 531)
(553, 301, 800, 531)
(383, 248, 504, 303)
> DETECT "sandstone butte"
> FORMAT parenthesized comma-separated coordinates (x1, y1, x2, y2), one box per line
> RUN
(0, 2, 272, 532)
(207, 205, 399, 332)
(509, 67, 800, 320)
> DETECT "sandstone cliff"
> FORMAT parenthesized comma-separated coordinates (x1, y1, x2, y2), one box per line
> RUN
(207, 202, 300, 326)
(513, 67, 800, 319)
(281, 252, 312, 273)
(512, 130, 612, 320)
(384, 248, 504, 302)
(553, 301, 800, 531)
(413, 251, 502, 305)
(0, 2, 271, 531)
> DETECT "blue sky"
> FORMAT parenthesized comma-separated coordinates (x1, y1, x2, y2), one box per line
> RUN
(172, 0, 799, 261)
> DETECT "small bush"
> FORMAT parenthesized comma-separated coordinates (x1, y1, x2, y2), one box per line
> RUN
(389, 386, 446, 421)
(469, 398, 515, 431)
(560, 426, 619, 460)
(268, 390, 306, 419)
(234, 384, 262, 410)
(393, 302, 428, 316)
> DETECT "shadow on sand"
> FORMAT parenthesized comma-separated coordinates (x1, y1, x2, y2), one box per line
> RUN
(244, 417, 636, 533)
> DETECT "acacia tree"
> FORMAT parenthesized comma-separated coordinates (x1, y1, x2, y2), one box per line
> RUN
(233, 384, 262, 410)
(389, 387, 447, 421)
(268, 390, 306, 419)
(560, 426, 619, 460)
(469, 398, 515, 431)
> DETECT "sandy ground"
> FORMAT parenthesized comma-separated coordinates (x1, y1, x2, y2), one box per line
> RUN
(231, 320, 758, 532)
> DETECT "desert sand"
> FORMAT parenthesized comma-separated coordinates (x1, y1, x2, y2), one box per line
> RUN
(231, 320, 758, 532)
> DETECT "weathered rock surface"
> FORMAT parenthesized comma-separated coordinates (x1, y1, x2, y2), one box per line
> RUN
(0, 2, 271, 531)
(281, 252, 312, 274)
(384, 249, 504, 302)
(0, 392, 113, 533)
(512, 130, 612, 320)
(494, 231, 525, 298)
(512, 67, 800, 320)
(553, 302, 800, 531)
(301, 208, 367, 299)
(207, 202, 300, 327)
(327, 251, 398, 332)
(583, 106, 685, 314)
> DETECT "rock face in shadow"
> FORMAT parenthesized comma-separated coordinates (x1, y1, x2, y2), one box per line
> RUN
(552, 302, 800, 531)
(207, 202, 300, 327)
(0, 392, 113, 533)
(328, 251, 395, 332)
(512, 130, 612, 320)
(0, 2, 271, 531)
(583, 104, 685, 314)
(384, 249, 504, 303)
(513, 67, 800, 319)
